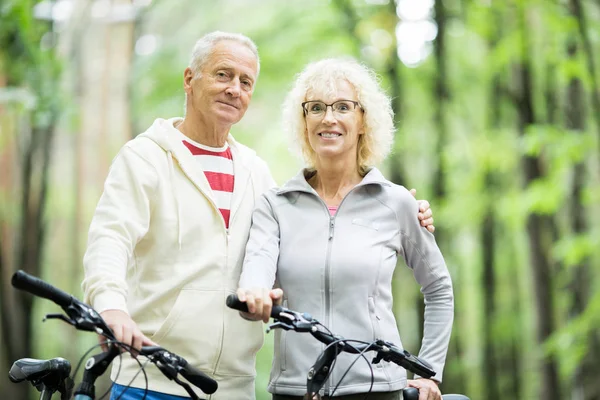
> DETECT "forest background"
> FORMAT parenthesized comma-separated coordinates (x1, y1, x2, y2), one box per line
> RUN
(1, 0, 600, 399)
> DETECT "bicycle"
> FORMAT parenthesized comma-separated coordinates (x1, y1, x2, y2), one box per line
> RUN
(226, 294, 469, 400)
(8, 270, 218, 400)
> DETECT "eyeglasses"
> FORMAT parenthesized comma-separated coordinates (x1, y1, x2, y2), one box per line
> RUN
(301, 100, 363, 118)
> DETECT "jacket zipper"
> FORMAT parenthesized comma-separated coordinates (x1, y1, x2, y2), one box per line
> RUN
(324, 214, 334, 395)
(211, 228, 231, 384)
(321, 192, 353, 395)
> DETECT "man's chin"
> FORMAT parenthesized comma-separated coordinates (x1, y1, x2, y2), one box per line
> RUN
(215, 111, 244, 126)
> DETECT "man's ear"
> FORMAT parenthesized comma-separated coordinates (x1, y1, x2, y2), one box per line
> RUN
(183, 67, 194, 92)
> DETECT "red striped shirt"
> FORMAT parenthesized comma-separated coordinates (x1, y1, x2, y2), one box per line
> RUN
(182, 140, 234, 228)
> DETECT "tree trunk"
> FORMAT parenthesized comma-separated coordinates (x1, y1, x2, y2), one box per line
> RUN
(569, 0, 600, 141)
(430, 0, 467, 395)
(516, 5, 561, 400)
(481, 9, 503, 397)
(564, 26, 600, 400)
(1, 120, 57, 400)
(0, 6, 59, 396)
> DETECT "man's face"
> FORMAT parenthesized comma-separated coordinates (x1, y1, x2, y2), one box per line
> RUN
(185, 40, 258, 127)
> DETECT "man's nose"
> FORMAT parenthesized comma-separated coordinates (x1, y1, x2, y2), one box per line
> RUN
(225, 79, 241, 97)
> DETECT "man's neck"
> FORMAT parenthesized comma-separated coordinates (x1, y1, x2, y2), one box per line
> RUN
(176, 115, 231, 147)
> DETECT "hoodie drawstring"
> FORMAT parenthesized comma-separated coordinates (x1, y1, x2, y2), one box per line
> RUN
(167, 151, 182, 250)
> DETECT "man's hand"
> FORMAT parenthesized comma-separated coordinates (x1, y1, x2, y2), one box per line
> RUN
(99, 309, 157, 352)
(407, 378, 442, 400)
(410, 189, 435, 233)
(236, 288, 283, 323)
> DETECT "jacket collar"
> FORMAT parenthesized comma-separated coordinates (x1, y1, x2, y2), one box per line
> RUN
(276, 167, 390, 195)
(140, 117, 256, 228)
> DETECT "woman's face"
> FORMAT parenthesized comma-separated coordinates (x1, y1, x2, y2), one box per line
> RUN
(304, 79, 364, 165)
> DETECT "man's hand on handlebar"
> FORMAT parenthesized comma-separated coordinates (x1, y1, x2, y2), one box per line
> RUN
(407, 378, 442, 400)
(235, 288, 283, 323)
(410, 189, 435, 233)
(99, 310, 157, 352)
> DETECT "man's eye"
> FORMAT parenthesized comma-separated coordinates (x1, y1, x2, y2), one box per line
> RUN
(216, 72, 228, 78)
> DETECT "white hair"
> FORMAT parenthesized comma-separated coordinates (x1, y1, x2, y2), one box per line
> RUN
(189, 31, 260, 78)
(282, 58, 395, 174)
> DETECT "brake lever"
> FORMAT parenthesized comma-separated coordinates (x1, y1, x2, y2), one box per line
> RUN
(59, 376, 74, 400)
(44, 313, 76, 326)
(267, 321, 295, 332)
(151, 351, 201, 400)
(45, 301, 113, 338)
(172, 375, 200, 400)
(267, 310, 317, 334)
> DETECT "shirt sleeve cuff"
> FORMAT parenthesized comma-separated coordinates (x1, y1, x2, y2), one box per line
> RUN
(91, 291, 129, 315)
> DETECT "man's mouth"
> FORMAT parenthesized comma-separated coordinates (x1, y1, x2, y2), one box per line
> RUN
(217, 101, 238, 109)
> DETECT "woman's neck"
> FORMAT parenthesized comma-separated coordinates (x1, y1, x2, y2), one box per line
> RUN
(309, 160, 362, 206)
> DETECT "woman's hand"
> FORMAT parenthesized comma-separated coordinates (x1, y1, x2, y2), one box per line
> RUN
(236, 287, 283, 323)
(407, 378, 442, 400)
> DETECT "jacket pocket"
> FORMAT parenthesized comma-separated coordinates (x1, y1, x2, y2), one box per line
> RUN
(368, 296, 386, 372)
(352, 218, 379, 231)
(150, 288, 222, 371)
(368, 296, 382, 339)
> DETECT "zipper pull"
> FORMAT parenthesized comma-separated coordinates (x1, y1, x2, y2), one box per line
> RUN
(329, 218, 334, 240)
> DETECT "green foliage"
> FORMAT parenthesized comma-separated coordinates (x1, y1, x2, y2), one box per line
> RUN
(3, 0, 600, 399)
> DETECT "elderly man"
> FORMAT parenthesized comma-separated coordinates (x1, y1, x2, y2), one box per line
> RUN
(82, 31, 434, 400)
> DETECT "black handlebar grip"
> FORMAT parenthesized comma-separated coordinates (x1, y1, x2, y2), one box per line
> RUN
(12, 270, 73, 309)
(403, 388, 419, 400)
(226, 294, 249, 312)
(225, 294, 284, 318)
(179, 360, 218, 394)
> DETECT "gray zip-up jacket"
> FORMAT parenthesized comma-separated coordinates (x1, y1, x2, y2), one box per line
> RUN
(239, 168, 454, 397)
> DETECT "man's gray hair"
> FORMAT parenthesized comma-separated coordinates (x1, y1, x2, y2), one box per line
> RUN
(189, 31, 260, 78)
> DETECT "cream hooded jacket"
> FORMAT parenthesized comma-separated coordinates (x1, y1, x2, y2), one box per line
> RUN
(82, 118, 275, 399)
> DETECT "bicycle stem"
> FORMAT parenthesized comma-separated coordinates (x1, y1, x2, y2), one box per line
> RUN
(74, 345, 121, 399)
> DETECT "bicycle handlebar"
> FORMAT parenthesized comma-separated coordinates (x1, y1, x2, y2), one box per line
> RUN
(226, 293, 284, 318)
(12, 270, 74, 308)
(141, 346, 218, 395)
(11, 270, 218, 397)
(225, 294, 435, 378)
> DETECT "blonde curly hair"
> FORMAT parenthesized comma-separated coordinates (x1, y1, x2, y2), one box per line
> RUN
(282, 58, 394, 175)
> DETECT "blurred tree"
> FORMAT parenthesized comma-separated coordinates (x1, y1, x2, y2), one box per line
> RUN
(515, 2, 561, 399)
(564, 2, 600, 398)
(0, 0, 61, 398)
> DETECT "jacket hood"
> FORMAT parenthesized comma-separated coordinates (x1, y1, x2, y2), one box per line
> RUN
(136, 117, 259, 248)
(138, 117, 256, 161)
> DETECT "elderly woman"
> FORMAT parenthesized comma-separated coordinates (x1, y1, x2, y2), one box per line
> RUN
(237, 59, 453, 400)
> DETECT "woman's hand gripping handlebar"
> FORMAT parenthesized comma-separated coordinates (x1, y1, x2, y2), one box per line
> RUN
(234, 288, 284, 323)
(227, 292, 315, 332)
